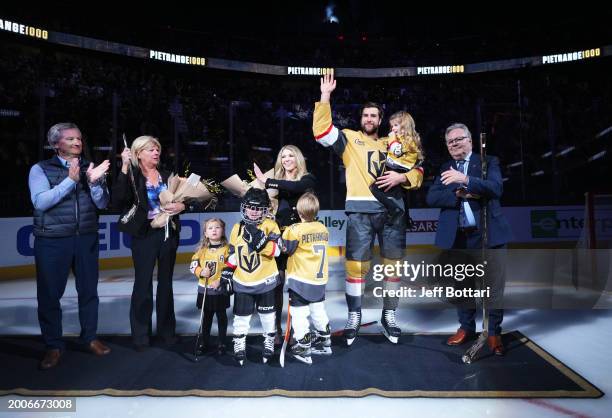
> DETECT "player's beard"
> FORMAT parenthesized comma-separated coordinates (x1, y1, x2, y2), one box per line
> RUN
(361, 121, 379, 136)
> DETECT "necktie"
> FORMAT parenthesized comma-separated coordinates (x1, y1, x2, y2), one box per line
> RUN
(456, 160, 476, 228)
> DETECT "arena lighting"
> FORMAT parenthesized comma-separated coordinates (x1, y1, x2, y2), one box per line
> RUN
(502, 177, 509, 182)
(0, 109, 20, 117)
(541, 151, 553, 158)
(2, 16, 610, 77)
(188, 141, 208, 146)
(210, 157, 229, 162)
(507, 161, 523, 168)
(0, 18, 47, 39)
(542, 47, 601, 65)
(325, 4, 339, 23)
(556, 146, 576, 157)
(588, 150, 607, 162)
(287, 67, 334, 76)
(417, 65, 465, 75)
(252, 146, 273, 152)
(149, 50, 206, 66)
(531, 170, 545, 176)
(595, 125, 612, 138)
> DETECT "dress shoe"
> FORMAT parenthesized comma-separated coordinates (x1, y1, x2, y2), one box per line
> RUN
(40, 349, 61, 370)
(487, 335, 505, 356)
(446, 328, 474, 346)
(89, 339, 111, 356)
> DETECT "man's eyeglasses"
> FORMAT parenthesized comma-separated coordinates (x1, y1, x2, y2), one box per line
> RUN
(446, 136, 468, 146)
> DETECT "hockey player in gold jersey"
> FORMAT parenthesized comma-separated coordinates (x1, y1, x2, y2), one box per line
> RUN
(220, 188, 281, 365)
(312, 71, 423, 346)
(281, 193, 331, 364)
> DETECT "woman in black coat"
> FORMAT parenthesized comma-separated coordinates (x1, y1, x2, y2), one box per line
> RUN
(254, 144, 316, 342)
(111, 135, 185, 351)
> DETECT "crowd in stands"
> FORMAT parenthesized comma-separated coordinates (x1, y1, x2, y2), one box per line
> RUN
(1, 37, 611, 216)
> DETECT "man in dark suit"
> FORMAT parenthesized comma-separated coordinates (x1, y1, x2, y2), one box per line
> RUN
(426, 123, 512, 355)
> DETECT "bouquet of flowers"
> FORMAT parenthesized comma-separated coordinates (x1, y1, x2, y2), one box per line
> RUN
(151, 173, 218, 229)
(221, 168, 279, 214)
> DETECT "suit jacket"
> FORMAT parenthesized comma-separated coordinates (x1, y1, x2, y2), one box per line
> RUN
(426, 154, 512, 249)
(110, 167, 180, 238)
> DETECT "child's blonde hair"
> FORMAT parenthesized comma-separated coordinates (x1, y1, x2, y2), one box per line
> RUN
(296, 192, 319, 222)
(389, 111, 424, 161)
(195, 218, 227, 251)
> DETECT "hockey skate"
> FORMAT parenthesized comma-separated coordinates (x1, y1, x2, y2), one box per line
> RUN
(344, 310, 362, 346)
(290, 335, 312, 365)
(311, 325, 332, 355)
(381, 309, 401, 344)
(262, 332, 275, 364)
(233, 334, 246, 366)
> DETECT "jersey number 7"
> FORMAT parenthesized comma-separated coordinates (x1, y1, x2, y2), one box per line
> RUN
(313, 244, 326, 280)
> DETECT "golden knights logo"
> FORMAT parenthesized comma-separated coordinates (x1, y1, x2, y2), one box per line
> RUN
(367, 150, 387, 179)
(237, 246, 261, 273)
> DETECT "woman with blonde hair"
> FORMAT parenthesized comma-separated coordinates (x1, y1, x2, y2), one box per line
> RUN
(254, 144, 316, 343)
(111, 135, 185, 351)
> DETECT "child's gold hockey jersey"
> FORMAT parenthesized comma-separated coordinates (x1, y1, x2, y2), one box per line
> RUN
(313, 102, 423, 212)
(385, 135, 423, 173)
(227, 218, 280, 294)
(282, 221, 329, 302)
(189, 244, 229, 296)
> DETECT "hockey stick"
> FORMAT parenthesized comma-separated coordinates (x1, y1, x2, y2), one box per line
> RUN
(193, 277, 209, 362)
(462, 132, 489, 364)
(331, 320, 377, 337)
(279, 303, 292, 368)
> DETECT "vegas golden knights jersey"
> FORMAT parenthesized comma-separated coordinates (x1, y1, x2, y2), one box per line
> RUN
(227, 218, 280, 294)
(313, 102, 423, 212)
(385, 135, 424, 175)
(190, 244, 229, 296)
(282, 221, 329, 302)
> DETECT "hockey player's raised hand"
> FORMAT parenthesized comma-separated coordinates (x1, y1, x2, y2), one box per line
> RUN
(320, 71, 336, 103)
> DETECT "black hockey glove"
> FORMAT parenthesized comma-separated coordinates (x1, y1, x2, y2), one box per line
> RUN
(242, 223, 269, 253)
(219, 267, 234, 295)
